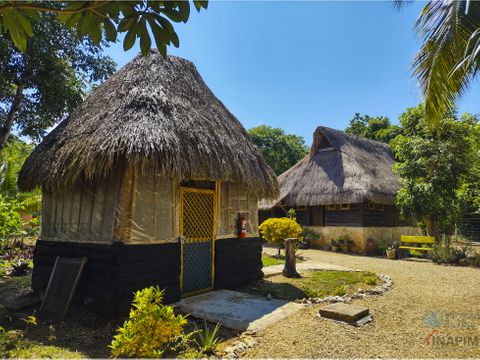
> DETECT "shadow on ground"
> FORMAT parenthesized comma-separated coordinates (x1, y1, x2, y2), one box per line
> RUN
(0, 275, 239, 358)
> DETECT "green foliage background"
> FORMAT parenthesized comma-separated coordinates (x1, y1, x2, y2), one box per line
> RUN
(390, 105, 479, 239)
(248, 125, 308, 175)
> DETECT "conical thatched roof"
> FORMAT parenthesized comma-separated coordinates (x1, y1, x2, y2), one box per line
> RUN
(259, 126, 399, 209)
(18, 51, 278, 198)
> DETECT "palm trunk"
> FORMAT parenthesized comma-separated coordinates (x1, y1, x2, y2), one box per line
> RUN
(0, 82, 24, 154)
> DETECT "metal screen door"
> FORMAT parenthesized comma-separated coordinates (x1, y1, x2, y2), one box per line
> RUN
(180, 187, 215, 295)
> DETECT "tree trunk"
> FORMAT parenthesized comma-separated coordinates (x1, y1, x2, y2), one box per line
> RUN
(0, 82, 24, 154)
(423, 215, 441, 243)
(282, 238, 300, 278)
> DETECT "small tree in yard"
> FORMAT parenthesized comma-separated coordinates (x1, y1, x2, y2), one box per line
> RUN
(391, 105, 478, 242)
(259, 217, 303, 257)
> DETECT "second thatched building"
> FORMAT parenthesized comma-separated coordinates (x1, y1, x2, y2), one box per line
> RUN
(259, 126, 420, 253)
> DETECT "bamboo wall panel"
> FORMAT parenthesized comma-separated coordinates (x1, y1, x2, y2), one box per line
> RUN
(217, 182, 259, 238)
(42, 173, 120, 244)
(128, 168, 176, 244)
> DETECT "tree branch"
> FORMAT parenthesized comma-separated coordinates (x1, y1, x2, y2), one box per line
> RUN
(0, 81, 24, 154)
(0, 1, 111, 14)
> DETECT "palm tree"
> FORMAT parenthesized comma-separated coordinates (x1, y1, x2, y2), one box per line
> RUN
(0, 137, 41, 213)
(397, 1, 480, 121)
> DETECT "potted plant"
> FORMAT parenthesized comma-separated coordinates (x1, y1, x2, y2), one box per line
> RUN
(336, 234, 353, 253)
(300, 227, 321, 249)
(330, 239, 339, 252)
(386, 246, 396, 259)
(365, 238, 376, 255)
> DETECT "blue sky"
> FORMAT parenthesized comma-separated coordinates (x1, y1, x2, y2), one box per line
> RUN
(105, 0, 480, 145)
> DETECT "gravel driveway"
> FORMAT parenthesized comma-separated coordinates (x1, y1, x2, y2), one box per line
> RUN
(244, 248, 480, 358)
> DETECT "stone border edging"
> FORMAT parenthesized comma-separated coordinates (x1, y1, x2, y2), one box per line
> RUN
(221, 273, 393, 358)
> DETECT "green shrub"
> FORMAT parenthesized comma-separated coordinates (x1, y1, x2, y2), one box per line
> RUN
(431, 240, 462, 264)
(110, 286, 187, 358)
(377, 243, 388, 255)
(335, 233, 352, 244)
(301, 227, 321, 241)
(0, 195, 24, 244)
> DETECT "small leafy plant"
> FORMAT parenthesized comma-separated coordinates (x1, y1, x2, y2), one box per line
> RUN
(110, 286, 188, 358)
(431, 240, 462, 264)
(303, 287, 321, 298)
(9, 260, 29, 276)
(193, 320, 222, 355)
(334, 285, 347, 296)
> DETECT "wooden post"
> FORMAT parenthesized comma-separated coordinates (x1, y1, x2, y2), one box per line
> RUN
(283, 238, 300, 278)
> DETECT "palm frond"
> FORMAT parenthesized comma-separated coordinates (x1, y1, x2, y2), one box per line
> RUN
(18, 189, 42, 213)
(393, 0, 415, 10)
(0, 157, 19, 196)
(413, 0, 480, 122)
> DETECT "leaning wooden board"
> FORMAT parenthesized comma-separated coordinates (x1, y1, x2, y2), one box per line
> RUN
(40, 256, 87, 317)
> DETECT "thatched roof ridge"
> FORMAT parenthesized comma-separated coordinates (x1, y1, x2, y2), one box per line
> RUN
(18, 51, 278, 198)
(259, 126, 399, 209)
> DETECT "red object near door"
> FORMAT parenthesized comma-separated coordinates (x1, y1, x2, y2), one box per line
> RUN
(238, 214, 247, 238)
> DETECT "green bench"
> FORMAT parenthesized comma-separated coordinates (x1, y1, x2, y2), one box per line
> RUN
(398, 235, 435, 257)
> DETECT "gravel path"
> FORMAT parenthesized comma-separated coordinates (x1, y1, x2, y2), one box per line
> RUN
(244, 248, 480, 358)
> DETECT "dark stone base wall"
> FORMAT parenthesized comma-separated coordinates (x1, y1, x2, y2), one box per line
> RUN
(32, 240, 181, 318)
(32, 237, 263, 318)
(214, 237, 263, 289)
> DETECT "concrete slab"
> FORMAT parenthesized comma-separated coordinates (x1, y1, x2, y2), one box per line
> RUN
(319, 303, 369, 324)
(174, 289, 304, 332)
(263, 260, 353, 277)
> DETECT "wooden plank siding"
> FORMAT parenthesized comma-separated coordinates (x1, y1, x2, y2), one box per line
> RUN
(325, 204, 363, 226)
(363, 204, 389, 227)
(260, 203, 412, 228)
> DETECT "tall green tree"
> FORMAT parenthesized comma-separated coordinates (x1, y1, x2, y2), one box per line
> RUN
(396, 1, 480, 121)
(0, 1, 207, 56)
(391, 104, 478, 241)
(458, 121, 480, 216)
(345, 113, 403, 144)
(248, 125, 308, 175)
(0, 11, 116, 153)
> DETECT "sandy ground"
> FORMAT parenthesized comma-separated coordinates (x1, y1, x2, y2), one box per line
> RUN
(243, 248, 480, 358)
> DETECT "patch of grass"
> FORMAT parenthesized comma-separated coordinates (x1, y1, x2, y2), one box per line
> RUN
(238, 270, 380, 301)
(262, 255, 284, 267)
(3, 340, 83, 358)
(0, 325, 83, 358)
(262, 254, 305, 267)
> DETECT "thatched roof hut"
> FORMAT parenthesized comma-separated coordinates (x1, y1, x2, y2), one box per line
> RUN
(22, 51, 278, 316)
(259, 126, 420, 255)
(260, 126, 399, 209)
(19, 51, 278, 198)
